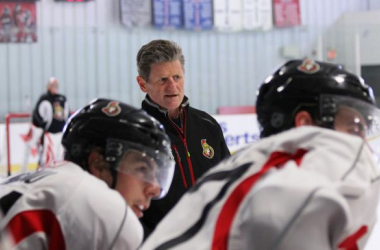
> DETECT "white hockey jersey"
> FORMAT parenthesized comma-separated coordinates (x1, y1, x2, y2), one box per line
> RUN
(0, 161, 143, 250)
(141, 126, 380, 250)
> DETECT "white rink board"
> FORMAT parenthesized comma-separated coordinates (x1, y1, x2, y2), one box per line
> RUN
(213, 113, 261, 153)
(0, 123, 63, 177)
(0, 114, 261, 177)
(0, 123, 39, 176)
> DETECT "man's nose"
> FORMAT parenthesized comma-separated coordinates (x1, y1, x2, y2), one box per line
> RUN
(166, 77, 177, 87)
(145, 182, 161, 199)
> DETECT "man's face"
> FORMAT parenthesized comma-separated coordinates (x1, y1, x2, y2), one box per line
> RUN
(48, 84, 59, 95)
(138, 60, 184, 116)
(48, 78, 59, 95)
(334, 105, 368, 139)
(115, 150, 161, 218)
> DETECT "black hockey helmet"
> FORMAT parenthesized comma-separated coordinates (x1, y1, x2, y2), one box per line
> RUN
(256, 59, 376, 138)
(62, 98, 174, 198)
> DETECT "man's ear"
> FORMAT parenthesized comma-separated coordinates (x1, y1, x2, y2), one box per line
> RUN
(294, 111, 314, 127)
(88, 151, 105, 178)
(137, 76, 148, 93)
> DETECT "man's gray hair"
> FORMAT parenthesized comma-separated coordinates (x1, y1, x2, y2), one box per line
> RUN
(137, 40, 185, 81)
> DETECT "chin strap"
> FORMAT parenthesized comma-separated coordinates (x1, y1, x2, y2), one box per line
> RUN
(110, 168, 118, 189)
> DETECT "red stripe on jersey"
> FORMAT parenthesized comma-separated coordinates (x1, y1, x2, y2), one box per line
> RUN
(338, 225, 368, 250)
(8, 210, 65, 250)
(212, 149, 307, 250)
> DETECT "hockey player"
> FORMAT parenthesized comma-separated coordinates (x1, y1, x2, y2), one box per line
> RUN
(0, 98, 175, 250)
(141, 59, 380, 250)
(0, 6, 13, 42)
(25, 77, 70, 170)
(32, 77, 69, 133)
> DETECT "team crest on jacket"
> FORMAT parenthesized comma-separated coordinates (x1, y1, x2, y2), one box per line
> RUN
(297, 59, 320, 74)
(201, 139, 214, 159)
(53, 102, 65, 121)
(102, 101, 121, 116)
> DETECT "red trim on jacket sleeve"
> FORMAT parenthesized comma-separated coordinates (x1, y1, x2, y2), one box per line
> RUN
(7, 210, 65, 250)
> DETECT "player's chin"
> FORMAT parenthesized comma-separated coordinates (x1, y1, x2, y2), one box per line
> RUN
(132, 206, 144, 218)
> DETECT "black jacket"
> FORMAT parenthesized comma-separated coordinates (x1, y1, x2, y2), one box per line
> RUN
(32, 92, 68, 133)
(140, 95, 230, 234)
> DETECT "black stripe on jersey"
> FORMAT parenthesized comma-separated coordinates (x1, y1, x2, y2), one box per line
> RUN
(154, 162, 252, 250)
(0, 191, 22, 216)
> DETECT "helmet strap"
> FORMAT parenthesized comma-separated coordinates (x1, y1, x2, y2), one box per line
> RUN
(110, 167, 118, 189)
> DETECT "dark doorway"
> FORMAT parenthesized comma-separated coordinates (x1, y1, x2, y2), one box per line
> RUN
(362, 65, 380, 107)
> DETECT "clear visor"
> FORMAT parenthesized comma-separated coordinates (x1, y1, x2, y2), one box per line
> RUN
(106, 139, 175, 199)
(329, 95, 380, 163)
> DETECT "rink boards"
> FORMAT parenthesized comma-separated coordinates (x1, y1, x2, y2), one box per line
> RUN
(0, 114, 260, 177)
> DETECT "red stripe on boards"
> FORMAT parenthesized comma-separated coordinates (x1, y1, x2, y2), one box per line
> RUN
(8, 210, 66, 250)
(212, 149, 308, 250)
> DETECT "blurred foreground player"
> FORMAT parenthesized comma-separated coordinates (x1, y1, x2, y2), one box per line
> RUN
(0, 99, 174, 250)
(141, 59, 380, 250)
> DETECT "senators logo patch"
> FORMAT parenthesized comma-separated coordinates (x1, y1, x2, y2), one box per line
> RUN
(53, 102, 65, 121)
(201, 139, 214, 159)
(297, 59, 320, 74)
(102, 101, 121, 117)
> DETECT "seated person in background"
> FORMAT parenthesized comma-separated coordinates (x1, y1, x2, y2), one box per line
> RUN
(0, 98, 174, 250)
(141, 59, 380, 250)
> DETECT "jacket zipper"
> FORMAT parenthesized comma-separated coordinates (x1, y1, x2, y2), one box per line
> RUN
(169, 109, 196, 187)
(183, 141, 195, 185)
(173, 144, 188, 188)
